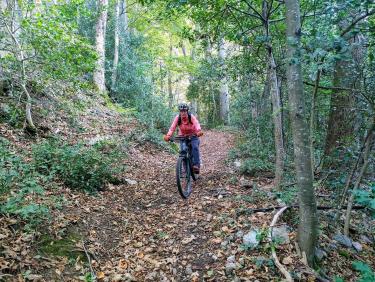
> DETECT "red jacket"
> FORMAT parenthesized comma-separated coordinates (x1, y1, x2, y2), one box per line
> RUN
(167, 114, 201, 138)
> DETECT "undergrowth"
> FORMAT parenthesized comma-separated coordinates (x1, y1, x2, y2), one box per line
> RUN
(32, 138, 126, 192)
(229, 132, 274, 176)
(0, 136, 126, 228)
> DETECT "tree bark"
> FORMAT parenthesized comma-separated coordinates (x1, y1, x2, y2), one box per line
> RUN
(324, 59, 355, 157)
(159, 61, 165, 95)
(324, 31, 366, 165)
(218, 37, 229, 125)
(119, 0, 128, 35)
(93, 0, 108, 92)
(310, 68, 321, 172)
(260, 68, 271, 116)
(268, 50, 285, 189)
(261, 0, 284, 189)
(167, 69, 173, 108)
(168, 40, 173, 108)
(285, 0, 318, 267)
(0, 66, 4, 96)
(344, 117, 374, 236)
(110, 0, 120, 91)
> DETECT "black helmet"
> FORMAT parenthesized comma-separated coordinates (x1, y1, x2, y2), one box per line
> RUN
(178, 102, 189, 111)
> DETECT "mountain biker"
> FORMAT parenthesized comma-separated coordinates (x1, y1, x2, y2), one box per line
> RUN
(163, 102, 203, 174)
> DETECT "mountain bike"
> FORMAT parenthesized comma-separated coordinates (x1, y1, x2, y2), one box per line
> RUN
(170, 135, 197, 199)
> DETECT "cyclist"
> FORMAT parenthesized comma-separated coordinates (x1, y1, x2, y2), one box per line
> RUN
(163, 102, 203, 174)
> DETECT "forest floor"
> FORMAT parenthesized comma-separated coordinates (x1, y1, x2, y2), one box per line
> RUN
(46, 129, 301, 282)
(1, 112, 374, 281)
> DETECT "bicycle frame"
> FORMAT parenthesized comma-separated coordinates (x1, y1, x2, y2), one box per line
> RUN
(173, 136, 196, 176)
(178, 138, 193, 158)
(170, 135, 197, 198)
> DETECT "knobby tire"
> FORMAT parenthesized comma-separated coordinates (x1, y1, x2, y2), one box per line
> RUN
(176, 156, 192, 199)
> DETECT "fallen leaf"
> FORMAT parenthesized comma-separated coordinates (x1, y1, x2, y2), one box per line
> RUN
(191, 272, 199, 282)
(282, 256, 293, 265)
(97, 271, 105, 279)
(118, 259, 128, 269)
(221, 226, 229, 232)
(182, 235, 196, 245)
(211, 238, 222, 244)
(134, 242, 143, 248)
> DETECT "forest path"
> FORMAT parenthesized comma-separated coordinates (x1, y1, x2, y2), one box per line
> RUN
(65, 130, 279, 281)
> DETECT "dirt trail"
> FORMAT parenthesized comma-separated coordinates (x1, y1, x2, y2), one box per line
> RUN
(60, 130, 281, 281)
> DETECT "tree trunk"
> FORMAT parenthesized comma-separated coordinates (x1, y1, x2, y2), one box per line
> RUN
(110, 0, 120, 91)
(168, 69, 173, 108)
(4, 7, 36, 131)
(218, 37, 229, 125)
(0, 66, 4, 96)
(324, 33, 365, 166)
(310, 68, 321, 172)
(159, 61, 164, 95)
(93, 0, 108, 92)
(168, 40, 173, 108)
(260, 68, 271, 116)
(268, 50, 285, 189)
(344, 117, 374, 236)
(262, 1, 284, 189)
(285, 0, 318, 267)
(119, 0, 128, 35)
(324, 60, 355, 156)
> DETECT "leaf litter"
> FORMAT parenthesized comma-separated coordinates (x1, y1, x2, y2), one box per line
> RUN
(1, 124, 374, 281)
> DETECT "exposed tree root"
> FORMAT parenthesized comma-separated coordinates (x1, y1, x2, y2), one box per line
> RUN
(269, 206, 293, 282)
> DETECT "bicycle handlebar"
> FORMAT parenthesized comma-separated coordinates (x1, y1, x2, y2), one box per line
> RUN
(170, 135, 197, 142)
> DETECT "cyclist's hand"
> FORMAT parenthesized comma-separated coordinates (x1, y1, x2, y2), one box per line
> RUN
(163, 135, 170, 142)
(197, 131, 204, 137)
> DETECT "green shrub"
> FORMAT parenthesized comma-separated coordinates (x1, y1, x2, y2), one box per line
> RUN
(229, 131, 274, 176)
(275, 187, 298, 205)
(126, 126, 172, 150)
(32, 138, 61, 176)
(0, 138, 50, 226)
(240, 158, 274, 176)
(0, 103, 25, 127)
(353, 184, 375, 218)
(32, 139, 126, 192)
(353, 261, 375, 282)
(0, 137, 17, 194)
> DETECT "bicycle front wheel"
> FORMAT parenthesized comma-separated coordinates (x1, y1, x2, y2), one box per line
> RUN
(176, 156, 192, 199)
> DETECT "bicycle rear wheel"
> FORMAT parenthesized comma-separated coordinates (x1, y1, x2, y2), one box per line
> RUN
(176, 156, 192, 199)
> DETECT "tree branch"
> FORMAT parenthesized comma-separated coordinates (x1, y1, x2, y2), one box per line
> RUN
(270, 2, 283, 15)
(248, 205, 366, 213)
(340, 9, 375, 37)
(227, 3, 261, 20)
(242, 0, 265, 21)
(303, 80, 357, 91)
